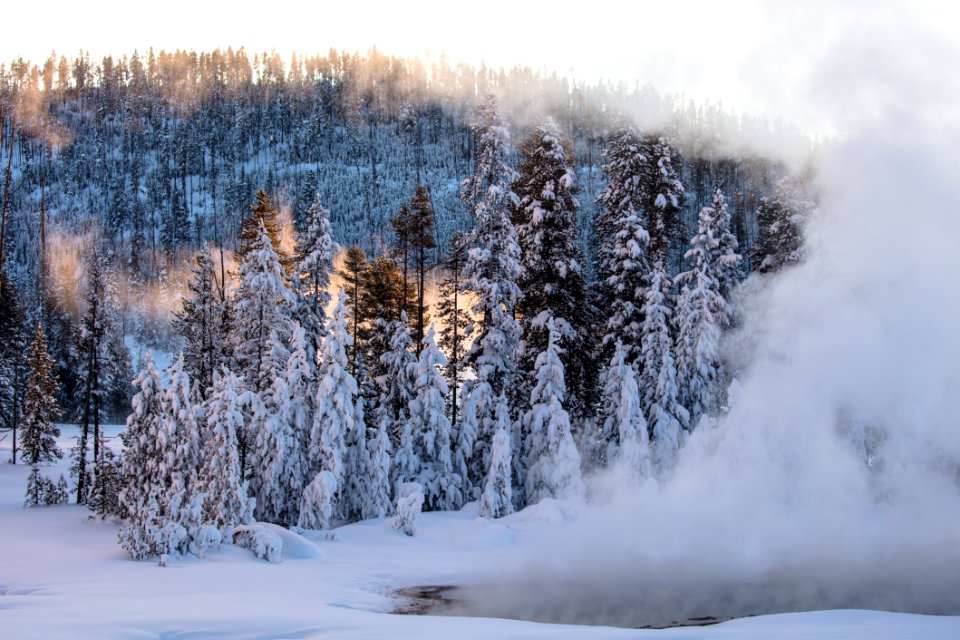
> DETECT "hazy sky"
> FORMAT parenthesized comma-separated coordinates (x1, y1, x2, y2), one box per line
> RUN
(4, 0, 958, 135)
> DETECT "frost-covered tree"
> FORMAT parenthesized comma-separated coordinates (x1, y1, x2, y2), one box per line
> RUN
(514, 117, 598, 423)
(595, 127, 651, 363)
(435, 232, 469, 427)
(707, 189, 743, 303)
(0, 270, 27, 464)
(249, 328, 306, 526)
(364, 409, 393, 519)
(753, 176, 813, 273)
(600, 341, 650, 483)
(294, 193, 339, 358)
(160, 354, 203, 555)
(88, 433, 123, 519)
(307, 291, 362, 527)
(343, 394, 370, 522)
(409, 326, 461, 511)
(375, 314, 418, 491)
(117, 354, 206, 561)
(174, 244, 230, 399)
(479, 406, 513, 519)
(675, 192, 738, 425)
(75, 249, 109, 503)
(19, 323, 62, 466)
(643, 136, 685, 267)
(298, 470, 337, 531)
(237, 189, 292, 272)
(640, 265, 688, 476)
(460, 95, 523, 499)
(198, 369, 251, 537)
(523, 322, 584, 504)
(392, 482, 424, 536)
(232, 218, 295, 395)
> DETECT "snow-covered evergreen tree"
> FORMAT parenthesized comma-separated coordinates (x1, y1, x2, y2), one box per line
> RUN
(375, 314, 418, 492)
(306, 291, 361, 527)
(160, 354, 202, 556)
(753, 176, 813, 273)
(298, 470, 337, 531)
(364, 409, 393, 519)
(479, 406, 513, 519)
(595, 127, 651, 363)
(198, 369, 251, 538)
(675, 191, 739, 425)
(514, 117, 597, 424)
(249, 330, 294, 524)
(174, 244, 230, 399)
(118, 355, 171, 560)
(640, 265, 688, 476)
(294, 193, 339, 359)
(435, 232, 469, 428)
(523, 322, 584, 504)
(644, 135, 686, 268)
(409, 325, 461, 511)
(19, 323, 62, 466)
(707, 189, 743, 303)
(460, 95, 523, 500)
(344, 394, 370, 522)
(232, 218, 295, 395)
(600, 341, 651, 483)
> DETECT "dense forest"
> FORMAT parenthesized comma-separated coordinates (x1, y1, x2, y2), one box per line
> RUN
(0, 48, 815, 559)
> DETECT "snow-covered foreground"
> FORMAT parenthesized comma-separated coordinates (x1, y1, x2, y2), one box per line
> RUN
(1, 428, 958, 639)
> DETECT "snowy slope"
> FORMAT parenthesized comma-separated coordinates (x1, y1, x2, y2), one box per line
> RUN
(0, 427, 957, 640)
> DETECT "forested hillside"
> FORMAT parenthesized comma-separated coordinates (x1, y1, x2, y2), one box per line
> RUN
(1, 49, 817, 549)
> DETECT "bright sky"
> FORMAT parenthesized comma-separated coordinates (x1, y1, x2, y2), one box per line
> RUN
(5, 0, 959, 135)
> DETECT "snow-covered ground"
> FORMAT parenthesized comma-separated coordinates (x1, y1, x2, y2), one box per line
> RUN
(1, 427, 958, 639)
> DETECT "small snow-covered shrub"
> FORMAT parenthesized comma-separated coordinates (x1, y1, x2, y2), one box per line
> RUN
(24, 466, 69, 507)
(298, 471, 337, 531)
(233, 524, 282, 563)
(191, 524, 223, 558)
(392, 482, 424, 537)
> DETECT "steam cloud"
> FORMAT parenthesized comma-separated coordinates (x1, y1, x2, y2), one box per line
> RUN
(443, 4, 960, 628)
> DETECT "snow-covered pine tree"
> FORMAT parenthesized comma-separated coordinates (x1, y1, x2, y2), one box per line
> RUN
(753, 175, 813, 274)
(364, 406, 393, 519)
(118, 354, 170, 560)
(675, 193, 737, 426)
(161, 354, 202, 556)
(460, 95, 523, 500)
(294, 193, 339, 359)
(281, 323, 313, 523)
(479, 404, 513, 519)
(376, 314, 418, 493)
(600, 341, 651, 483)
(88, 430, 123, 519)
(305, 291, 362, 528)
(19, 323, 62, 466)
(707, 189, 743, 304)
(514, 117, 598, 426)
(344, 393, 370, 522)
(250, 329, 299, 525)
(435, 232, 469, 428)
(174, 244, 230, 399)
(640, 264, 688, 476)
(198, 369, 251, 538)
(595, 127, 652, 363)
(74, 248, 109, 504)
(339, 246, 369, 378)
(237, 189, 293, 273)
(232, 218, 295, 396)
(409, 325, 461, 511)
(0, 270, 27, 464)
(643, 135, 685, 269)
(523, 321, 584, 504)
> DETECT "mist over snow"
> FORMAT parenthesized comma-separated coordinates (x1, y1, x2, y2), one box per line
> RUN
(442, 10, 960, 628)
